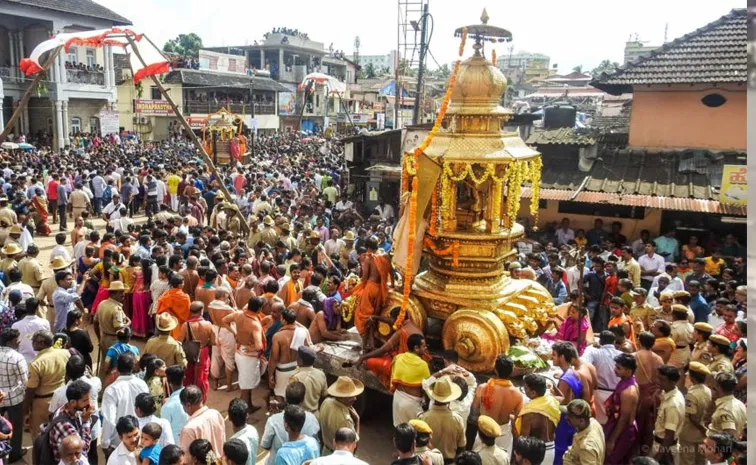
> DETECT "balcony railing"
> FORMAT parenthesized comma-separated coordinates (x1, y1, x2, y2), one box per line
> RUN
(0, 67, 11, 79)
(254, 103, 275, 115)
(185, 101, 276, 115)
(66, 69, 105, 85)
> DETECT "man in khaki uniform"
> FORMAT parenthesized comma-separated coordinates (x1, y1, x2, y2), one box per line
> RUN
(93, 281, 130, 379)
(289, 346, 328, 420)
(707, 372, 747, 439)
(18, 244, 44, 293)
(419, 376, 466, 461)
(22, 330, 71, 437)
(0, 242, 20, 277)
(279, 223, 297, 252)
(652, 365, 685, 465)
(0, 197, 17, 226)
(561, 399, 605, 465)
(408, 419, 444, 465)
(260, 215, 279, 247)
(224, 204, 242, 237)
(318, 376, 362, 453)
(690, 322, 713, 365)
(474, 415, 510, 465)
(679, 362, 712, 465)
(246, 218, 261, 248)
(69, 183, 91, 220)
(143, 313, 187, 367)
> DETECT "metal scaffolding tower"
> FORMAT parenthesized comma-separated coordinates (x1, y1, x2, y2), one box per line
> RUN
(395, 0, 428, 129)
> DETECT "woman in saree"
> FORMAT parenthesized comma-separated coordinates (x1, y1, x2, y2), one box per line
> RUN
(31, 187, 51, 236)
(78, 246, 100, 311)
(543, 290, 593, 355)
(90, 249, 116, 316)
(130, 258, 153, 337)
(120, 255, 140, 319)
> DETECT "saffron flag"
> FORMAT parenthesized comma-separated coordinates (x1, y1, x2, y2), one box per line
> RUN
(19, 27, 169, 84)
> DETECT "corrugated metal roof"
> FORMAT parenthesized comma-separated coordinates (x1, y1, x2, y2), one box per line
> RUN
(591, 9, 747, 94)
(538, 148, 745, 199)
(521, 188, 746, 216)
(163, 69, 291, 93)
(526, 128, 597, 146)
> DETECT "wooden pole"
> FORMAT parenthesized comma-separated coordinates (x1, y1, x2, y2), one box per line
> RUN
(0, 49, 61, 142)
(125, 36, 250, 234)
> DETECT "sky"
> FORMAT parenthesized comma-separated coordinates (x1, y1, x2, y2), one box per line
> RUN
(98, 0, 743, 74)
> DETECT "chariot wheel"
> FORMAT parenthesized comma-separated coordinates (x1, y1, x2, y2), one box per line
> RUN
(379, 290, 428, 335)
(442, 309, 510, 372)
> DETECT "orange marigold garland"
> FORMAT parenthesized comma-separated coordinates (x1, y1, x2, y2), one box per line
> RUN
(429, 180, 438, 236)
(491, 49, 497, 67)
(394, 27, 467, 330)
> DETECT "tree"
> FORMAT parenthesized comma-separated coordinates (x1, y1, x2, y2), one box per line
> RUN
(163, 33, 203, 57)
(397, 58, 417, 77)
(571, 65, 583, 74)
(590, 59, 620, 77)
(364, 63, 376, 79)
(431, 64, 451, 80)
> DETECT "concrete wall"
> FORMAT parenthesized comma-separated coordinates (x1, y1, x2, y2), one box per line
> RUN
(68, 99, 108, 134)
(629, 84, 746, 150)
(116, 83, 184, 140)
(255, 114, 279, 130)
(28, 97, 53, 136)
(517, 199, 664, 239)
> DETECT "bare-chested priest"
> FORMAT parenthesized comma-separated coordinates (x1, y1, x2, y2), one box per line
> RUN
(221, 295, 264, 414)
(471, 355, 523, 454)
(269, 308, 311, 402)
(208, 287, 238, 391)
(514, 374, 561, 465)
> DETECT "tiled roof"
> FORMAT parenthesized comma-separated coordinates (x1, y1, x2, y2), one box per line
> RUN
(164, 69, 291, 93)
(589, 114, 630, 133)
(522, 188, 746, 216)
(526, 128, 597, 146)
(591, 9, 746, 95)
(15, 0, 131, 25)
(538, 148, 746, 200)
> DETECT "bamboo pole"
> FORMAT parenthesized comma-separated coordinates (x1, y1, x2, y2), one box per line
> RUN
(0, 49, 61, 142)
(125, 35, 250, 235)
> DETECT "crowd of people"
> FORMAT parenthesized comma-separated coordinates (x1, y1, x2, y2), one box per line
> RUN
(0, 130, 747, 465)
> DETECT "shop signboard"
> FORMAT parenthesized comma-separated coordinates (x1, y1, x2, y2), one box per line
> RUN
(719, 165, 747, 205)
(99, 109, 120, 135)
(134, 99, 175, 116)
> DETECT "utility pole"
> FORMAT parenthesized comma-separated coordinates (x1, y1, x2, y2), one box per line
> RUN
(412, 2, 429, 125)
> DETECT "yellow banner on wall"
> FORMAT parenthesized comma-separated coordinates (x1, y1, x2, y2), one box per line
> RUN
(720, 165, 747, 205)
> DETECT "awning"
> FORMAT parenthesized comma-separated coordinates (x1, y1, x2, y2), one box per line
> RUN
(366, 163, 402, 177)
(522, 188, 746, 216)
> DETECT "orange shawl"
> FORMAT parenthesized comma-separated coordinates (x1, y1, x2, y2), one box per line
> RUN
(609, 314, 636, 349)
(280, 279, 301, 308)
(157, 288, 192, 339)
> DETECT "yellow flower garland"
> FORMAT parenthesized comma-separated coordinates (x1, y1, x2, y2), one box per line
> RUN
(394, 27, 467, 330)
(492, 49, 497, 67)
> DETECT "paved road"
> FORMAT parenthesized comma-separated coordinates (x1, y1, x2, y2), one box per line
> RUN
(11, 214, 395, 465)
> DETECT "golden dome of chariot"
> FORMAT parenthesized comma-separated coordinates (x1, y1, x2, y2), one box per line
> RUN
(421, 9, 538, 163)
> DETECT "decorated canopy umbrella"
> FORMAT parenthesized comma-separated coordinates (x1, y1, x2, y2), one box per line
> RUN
(17, 143, 34, 151)
(298, 72, 351, 130)
(7, 27, 249, 233)
(0, 142, 18, 150)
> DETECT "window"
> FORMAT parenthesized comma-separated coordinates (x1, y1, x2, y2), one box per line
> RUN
(151, 87, 162, 100)
(89, 117, 99, 134)
(86, 49, 96, 68)
(557, 200, 645, 220)
(71, 117, 81, 134)
(67, 47, 77, 65)
(701, 93, 726, 108)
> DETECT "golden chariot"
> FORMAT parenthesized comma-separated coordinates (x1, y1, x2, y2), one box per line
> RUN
(345, 11, 556, 373)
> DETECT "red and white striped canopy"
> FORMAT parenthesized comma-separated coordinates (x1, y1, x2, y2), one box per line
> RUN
(19, 27, 169, 83)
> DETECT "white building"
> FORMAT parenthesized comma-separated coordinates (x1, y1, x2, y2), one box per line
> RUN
(358, 51, 397, 75)
(0, 0, 130, 149)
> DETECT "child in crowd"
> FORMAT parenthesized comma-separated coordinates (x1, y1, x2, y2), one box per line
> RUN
(139, 422, 163, 465)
